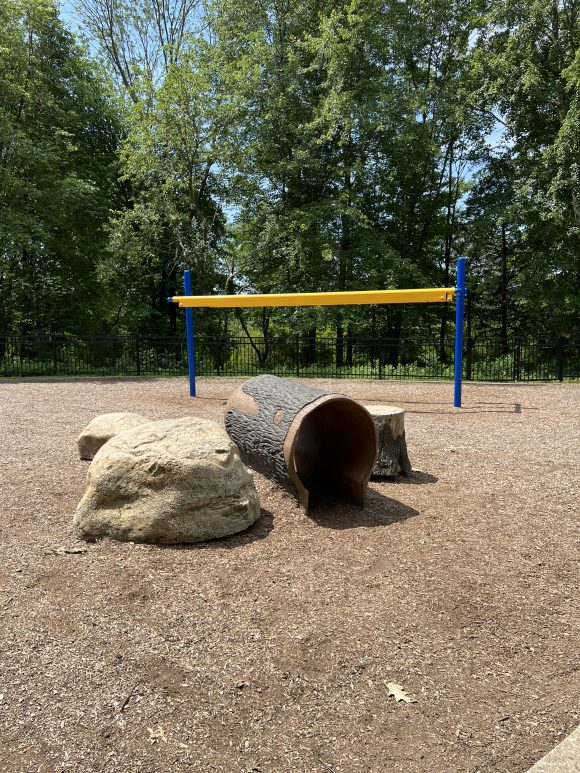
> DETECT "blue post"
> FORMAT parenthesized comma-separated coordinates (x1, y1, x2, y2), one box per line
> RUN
(183, 269, 196, 397)
(453, 257, 466, 408)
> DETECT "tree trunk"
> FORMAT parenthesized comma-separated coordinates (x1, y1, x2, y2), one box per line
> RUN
(439, 140, 457, 362)
(225, 375, 377, 513)
(386, 311, 403, 368)
(500, 222, 509, 354)
(336, 320, 344, 368)
(366, 406, 412, 477)
(346, 324, 354, 367)
(301, 327, 316, 366)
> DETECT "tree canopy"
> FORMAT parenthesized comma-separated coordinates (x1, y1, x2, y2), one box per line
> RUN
(0, 0, 578, 343)
(0, 0, 121, 335)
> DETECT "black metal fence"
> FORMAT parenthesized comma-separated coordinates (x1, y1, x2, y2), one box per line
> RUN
(0, 335, 578, 381)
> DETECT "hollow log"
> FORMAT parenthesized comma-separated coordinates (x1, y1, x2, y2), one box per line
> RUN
(225, 375, 377, 513)
(365, 405, 412, 477)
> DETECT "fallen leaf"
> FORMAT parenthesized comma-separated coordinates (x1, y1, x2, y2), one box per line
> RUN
(147, 725, 168, 744)
(52, 547, 88, 556)
(386, 682, 416, 703)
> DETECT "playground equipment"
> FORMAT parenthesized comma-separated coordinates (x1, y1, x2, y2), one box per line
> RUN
(168, 257, 467, 407)
(225, 375, 377, 512)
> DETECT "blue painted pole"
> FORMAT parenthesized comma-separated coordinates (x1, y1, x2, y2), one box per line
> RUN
(183, 269, 196, 397)
(453, 257, 466, 408)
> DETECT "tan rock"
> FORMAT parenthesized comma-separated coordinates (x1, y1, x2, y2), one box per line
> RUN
(77, 412, 150, 460)
(73, 417, 260, 544)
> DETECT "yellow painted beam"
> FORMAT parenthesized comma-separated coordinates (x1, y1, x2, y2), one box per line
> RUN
(170, 287, 455, 309)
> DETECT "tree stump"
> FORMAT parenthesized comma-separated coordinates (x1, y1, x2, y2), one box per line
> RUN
(365, 405, 412, 477)
(225, 375, 377, 513)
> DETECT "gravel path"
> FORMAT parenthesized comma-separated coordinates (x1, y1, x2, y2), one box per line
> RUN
(1, 377, 578, 773)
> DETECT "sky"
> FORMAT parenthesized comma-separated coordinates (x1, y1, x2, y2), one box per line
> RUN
(58, 0, 81, 33)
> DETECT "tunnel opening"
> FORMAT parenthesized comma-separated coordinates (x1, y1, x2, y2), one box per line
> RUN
(225, 376, 378, 514)
(287, 398, 377, 509)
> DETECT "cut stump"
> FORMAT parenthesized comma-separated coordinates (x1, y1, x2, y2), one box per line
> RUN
(366, 405, 412, 478)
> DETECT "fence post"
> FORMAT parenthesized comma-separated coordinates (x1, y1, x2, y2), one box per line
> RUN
(556, 337, 565, 381)
(135, 335, 141, 376)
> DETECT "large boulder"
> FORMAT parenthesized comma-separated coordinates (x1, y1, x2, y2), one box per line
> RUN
(77, 412, 150, 460)
(73, 417, 260, 544)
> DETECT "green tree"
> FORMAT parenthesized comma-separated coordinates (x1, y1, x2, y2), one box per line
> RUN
(470, 0, 580, 339)
(211, 0, 486, 363)
(464, 155, 521, 349)
(0, 0, 121, 336)
(77, 0, 233, 335)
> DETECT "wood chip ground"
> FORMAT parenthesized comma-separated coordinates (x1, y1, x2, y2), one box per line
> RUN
(0, 377, 578, 773)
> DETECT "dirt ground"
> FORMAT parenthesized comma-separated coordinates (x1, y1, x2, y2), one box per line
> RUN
(0, 377, 578, 773)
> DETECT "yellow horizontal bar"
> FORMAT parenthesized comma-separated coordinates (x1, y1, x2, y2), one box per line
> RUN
(171, 287, 455, 308)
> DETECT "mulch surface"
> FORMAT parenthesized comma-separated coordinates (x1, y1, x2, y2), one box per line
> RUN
(0, 377, 578, 773)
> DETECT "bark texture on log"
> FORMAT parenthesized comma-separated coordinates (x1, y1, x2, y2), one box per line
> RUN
(225, 376, 326, 493)
(366, 405, 412, 477)
(225, 375, 377, 512)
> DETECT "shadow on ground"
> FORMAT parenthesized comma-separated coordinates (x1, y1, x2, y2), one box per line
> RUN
(159, 508, 275, 551)
(307, 488, 419, 530)
(372, 470, 438, 485)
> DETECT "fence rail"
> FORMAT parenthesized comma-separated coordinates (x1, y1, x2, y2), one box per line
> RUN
(0, 335, 578, 381)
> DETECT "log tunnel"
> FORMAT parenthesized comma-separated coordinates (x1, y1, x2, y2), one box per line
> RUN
(225, 375, 377, 513)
